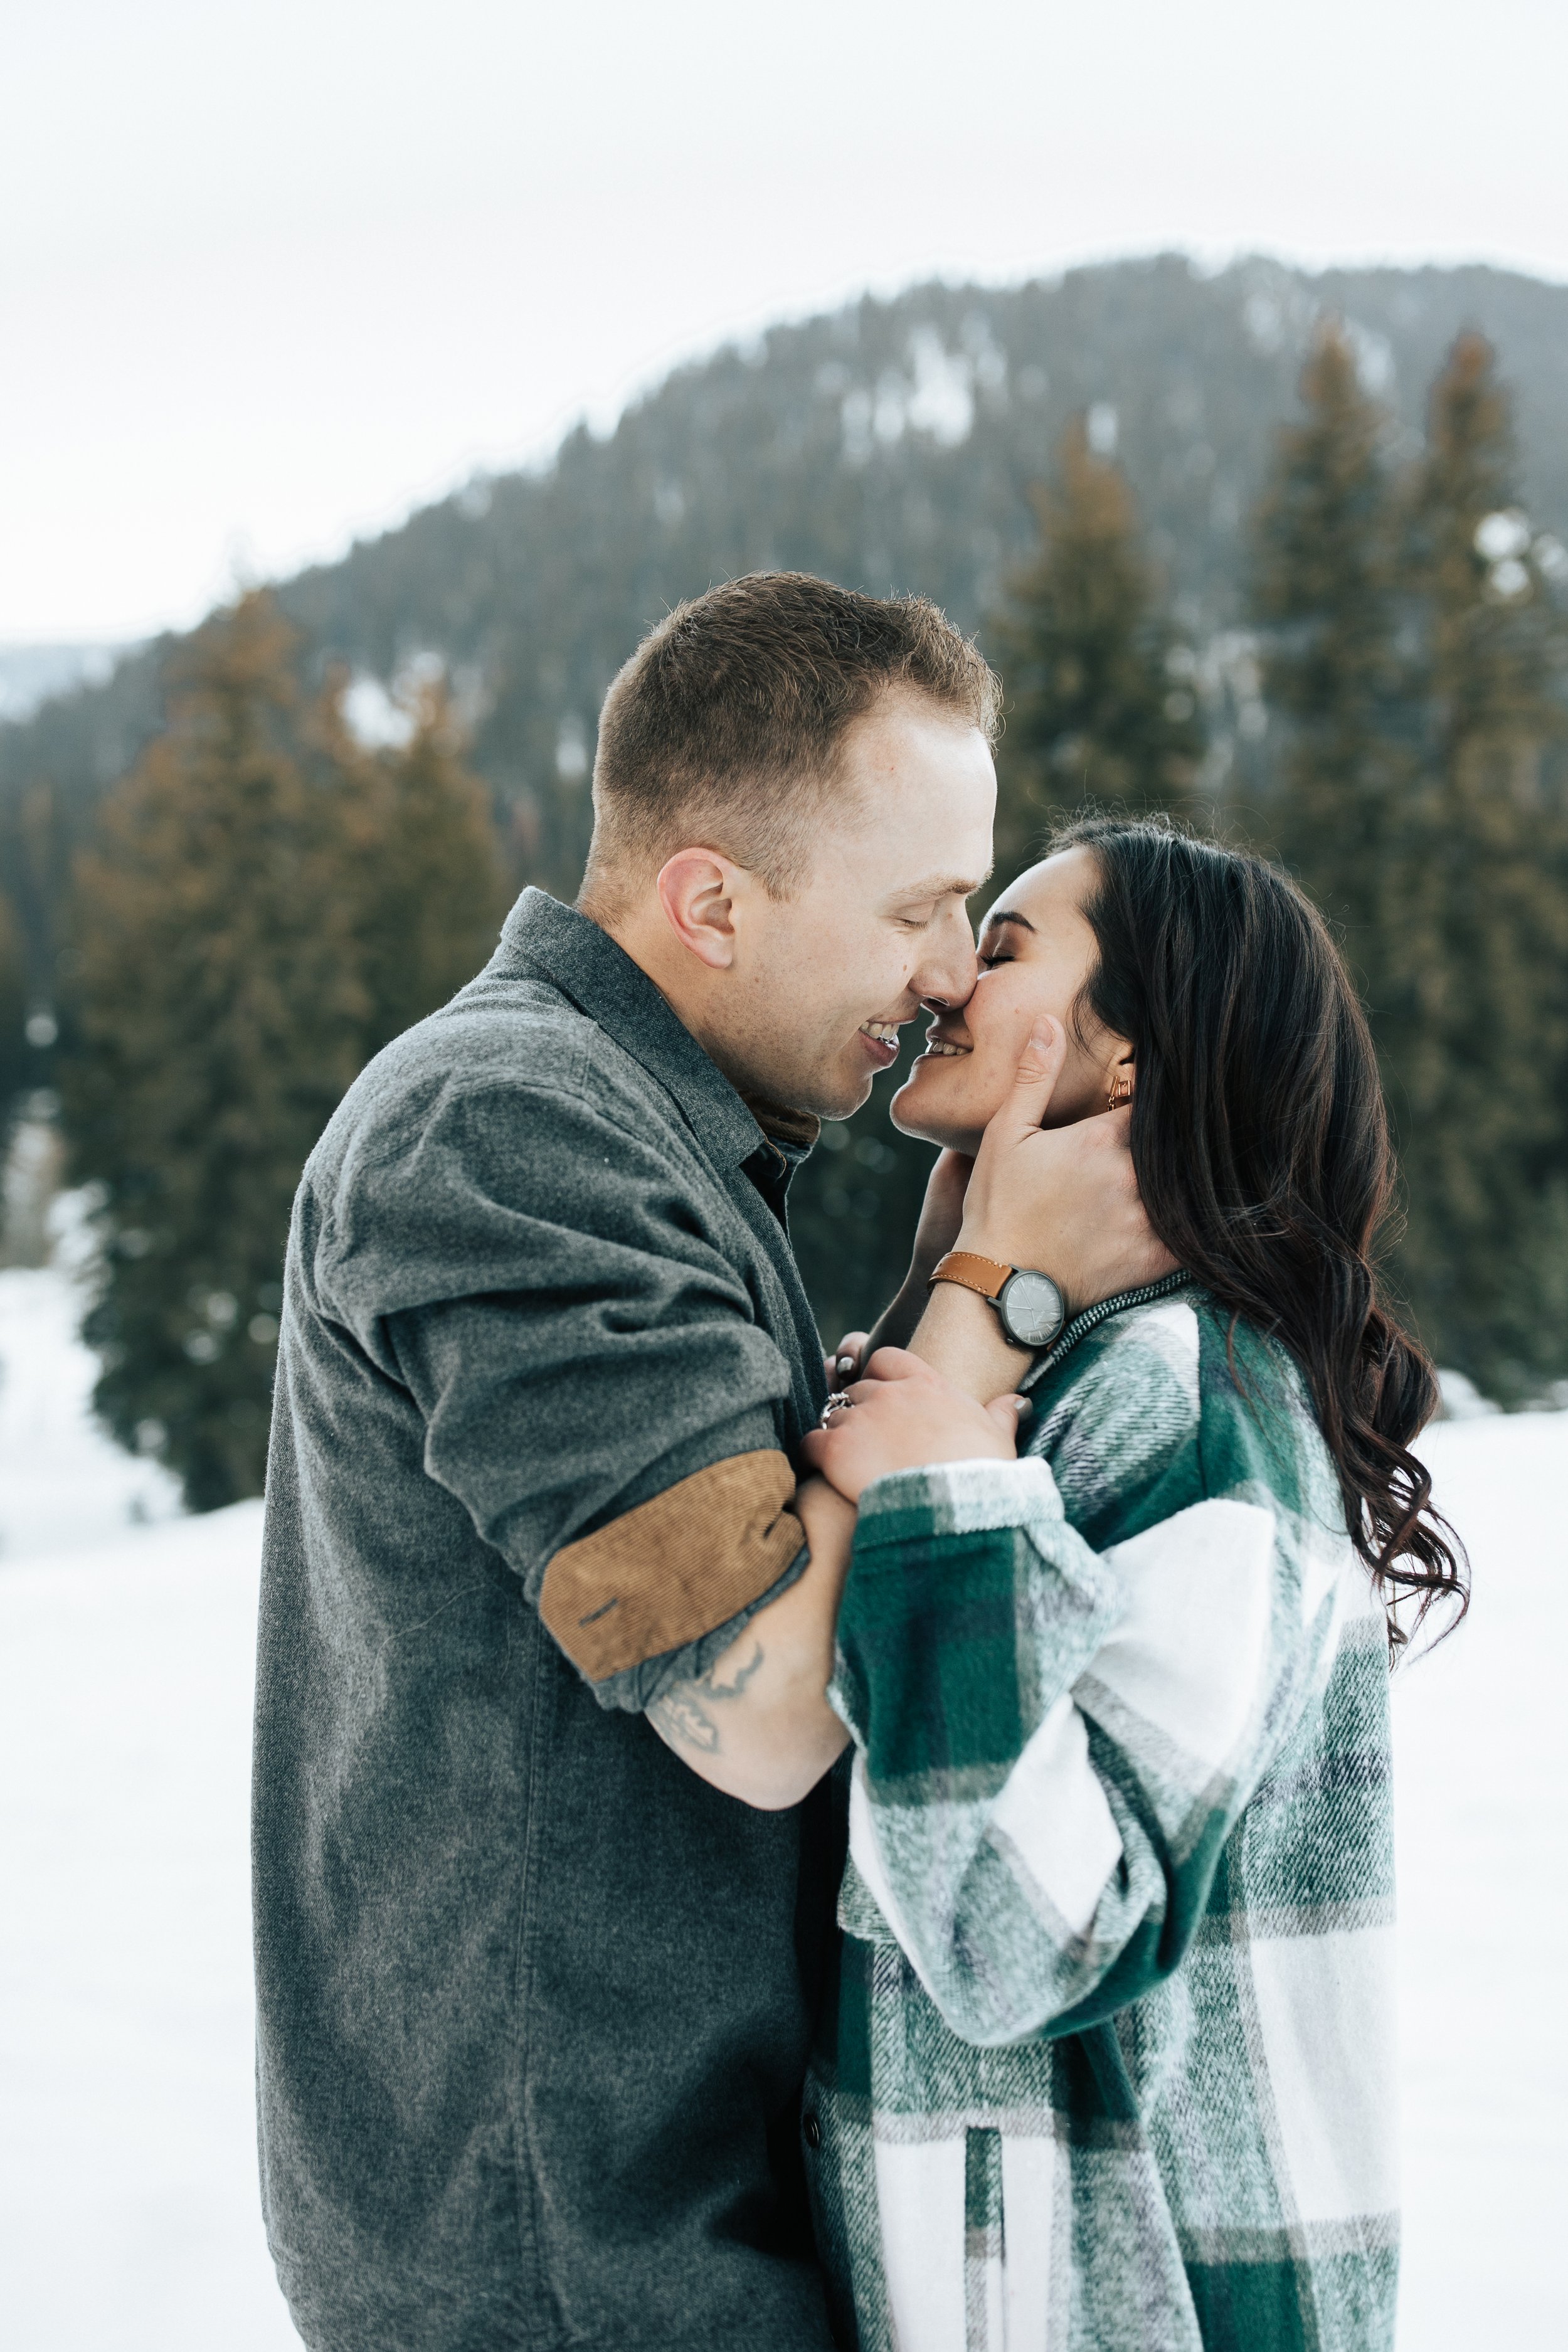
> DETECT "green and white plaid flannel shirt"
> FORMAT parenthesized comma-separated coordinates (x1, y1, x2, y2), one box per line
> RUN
(804, 1286, 1397, 2352)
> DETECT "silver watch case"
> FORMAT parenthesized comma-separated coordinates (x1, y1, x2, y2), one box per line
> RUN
(994, 1268, 1066, 1349)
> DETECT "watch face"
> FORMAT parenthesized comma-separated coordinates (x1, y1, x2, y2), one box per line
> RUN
(999, 1270, 1066, 1348)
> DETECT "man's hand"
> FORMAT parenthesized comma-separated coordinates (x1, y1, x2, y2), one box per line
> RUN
(800, 1348, 1027, 1505)
(956, 1014, 1176, 1311)
(824, 1330, 870, 1387)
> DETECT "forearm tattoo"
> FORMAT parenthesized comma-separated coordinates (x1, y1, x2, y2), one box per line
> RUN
(648, 1641, 765, 1757)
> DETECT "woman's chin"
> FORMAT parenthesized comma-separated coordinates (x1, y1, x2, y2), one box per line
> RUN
(890, 1066, 985, 1155)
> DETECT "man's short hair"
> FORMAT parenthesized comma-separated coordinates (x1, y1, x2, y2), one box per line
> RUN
(582, 572, 1000, 901)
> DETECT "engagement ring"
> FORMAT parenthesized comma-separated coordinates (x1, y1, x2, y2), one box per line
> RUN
(819, 1393, 856, 1427)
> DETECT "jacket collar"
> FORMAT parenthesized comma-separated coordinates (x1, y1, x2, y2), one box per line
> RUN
(490, 888, 776, 1169)
(1020, 1268, 1194, 1392)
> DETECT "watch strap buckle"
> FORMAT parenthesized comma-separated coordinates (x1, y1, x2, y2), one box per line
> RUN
(927, 1249, 1013, 1300)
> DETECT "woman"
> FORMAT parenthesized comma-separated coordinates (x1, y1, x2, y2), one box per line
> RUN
(797, 818, 1465, 2352)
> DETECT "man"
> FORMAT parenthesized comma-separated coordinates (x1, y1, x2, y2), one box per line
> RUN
(253, 573, 1157, 2349)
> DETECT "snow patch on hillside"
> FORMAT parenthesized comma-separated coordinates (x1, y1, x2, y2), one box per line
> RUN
(0, 642, 127, 723)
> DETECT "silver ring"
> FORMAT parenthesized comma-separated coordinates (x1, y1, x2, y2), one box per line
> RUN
(819, 1392, 856, 1428)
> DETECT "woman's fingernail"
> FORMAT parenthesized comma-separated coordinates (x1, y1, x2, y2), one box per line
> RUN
(835, 1356, 856, 1380)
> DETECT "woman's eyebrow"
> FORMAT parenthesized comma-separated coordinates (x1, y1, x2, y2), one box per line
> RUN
(982, 908, 1036, 935)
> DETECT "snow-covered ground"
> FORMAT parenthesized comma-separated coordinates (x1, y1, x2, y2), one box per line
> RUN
(0, 1251, 183, 1563)
(1, 1264, 1564, 2350)
(1389, 1407, 1568, 2348)
(0, 1262, 294, 2349)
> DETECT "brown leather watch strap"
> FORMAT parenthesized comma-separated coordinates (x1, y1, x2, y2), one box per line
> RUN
(928, 1249, 1012, 1301)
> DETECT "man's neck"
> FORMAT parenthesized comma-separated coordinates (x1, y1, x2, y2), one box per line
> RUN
(580, 893, 738, 1088)
(579, 893, 817, 1139)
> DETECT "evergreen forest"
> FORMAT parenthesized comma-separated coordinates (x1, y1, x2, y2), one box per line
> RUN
(4, 253, 1567, 1504)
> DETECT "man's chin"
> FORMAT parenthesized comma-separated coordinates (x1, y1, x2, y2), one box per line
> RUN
(795, 1040, 918, 1123)
(815, 1071, 876, 1121)
(773, 1059, 874, 1124)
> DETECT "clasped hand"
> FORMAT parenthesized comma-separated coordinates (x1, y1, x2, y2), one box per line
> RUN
(800, 1348, 1029, 1505)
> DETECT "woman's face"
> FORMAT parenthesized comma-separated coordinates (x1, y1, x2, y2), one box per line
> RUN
(891, 846, 1134, 1153)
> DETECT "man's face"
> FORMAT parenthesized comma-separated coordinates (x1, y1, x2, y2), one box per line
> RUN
(717, 694, 996, 1119)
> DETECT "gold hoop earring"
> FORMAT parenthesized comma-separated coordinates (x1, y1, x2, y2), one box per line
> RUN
(1108, 1071, 1134, 1112)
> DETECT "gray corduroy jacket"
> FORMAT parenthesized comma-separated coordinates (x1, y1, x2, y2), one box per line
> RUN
(253, 888, 844, 2351)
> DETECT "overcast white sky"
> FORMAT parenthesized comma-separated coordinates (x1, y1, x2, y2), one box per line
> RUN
(4, 0, 1566, 642)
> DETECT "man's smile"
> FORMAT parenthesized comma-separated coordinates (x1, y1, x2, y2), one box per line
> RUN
(857, 1019, 903, 1067)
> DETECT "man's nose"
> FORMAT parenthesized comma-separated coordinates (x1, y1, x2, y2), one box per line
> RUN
(912, 918, 977, 1009)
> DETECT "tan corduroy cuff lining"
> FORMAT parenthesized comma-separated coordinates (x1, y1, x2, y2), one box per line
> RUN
(539, 1450, 805, 1682)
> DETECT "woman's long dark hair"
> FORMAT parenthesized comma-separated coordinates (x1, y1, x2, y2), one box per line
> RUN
(1057, 815, 1467, 1654)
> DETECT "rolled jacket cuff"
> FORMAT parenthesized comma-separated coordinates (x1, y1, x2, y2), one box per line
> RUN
(588, 1540, 810, 1713)
(539, 1447, 808, 1710)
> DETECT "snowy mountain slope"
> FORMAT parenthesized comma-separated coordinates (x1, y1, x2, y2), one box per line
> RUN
(0, 642, 127, 725)
(0, 1269, 1563, 2349)
(8, 257, 1568, 916)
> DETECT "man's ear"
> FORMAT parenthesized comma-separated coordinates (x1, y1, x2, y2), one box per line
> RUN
(655, 849, 749, 970)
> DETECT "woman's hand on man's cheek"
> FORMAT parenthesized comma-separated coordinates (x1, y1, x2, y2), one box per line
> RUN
(799, 1347, 1029, 1505)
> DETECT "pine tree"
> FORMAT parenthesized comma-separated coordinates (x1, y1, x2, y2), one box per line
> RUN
(324, 674, 512, 1056)
(61, 593, 513, 1507)
(1388, 335, 1568, 1394)
(993, 416, 1202, 869)
(62, 595, 367, 1505)
(1252, 321, 1407, 982)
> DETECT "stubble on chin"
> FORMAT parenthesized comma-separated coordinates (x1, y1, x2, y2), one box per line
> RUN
(772, 1052, 874, 1125)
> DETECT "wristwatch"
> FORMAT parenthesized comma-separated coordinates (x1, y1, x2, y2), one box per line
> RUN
(928, 1251, 1066, 1349)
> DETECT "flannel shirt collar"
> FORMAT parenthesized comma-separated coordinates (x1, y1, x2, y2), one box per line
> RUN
(493, 887, 776, 1171)
(1019, 1267, 1194, 1393)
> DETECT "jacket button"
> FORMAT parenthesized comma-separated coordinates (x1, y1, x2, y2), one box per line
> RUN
(803, 2112, 822, 2151)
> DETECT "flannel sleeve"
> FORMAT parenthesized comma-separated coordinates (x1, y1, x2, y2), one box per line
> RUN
(829, 1448, 1342, 2048)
